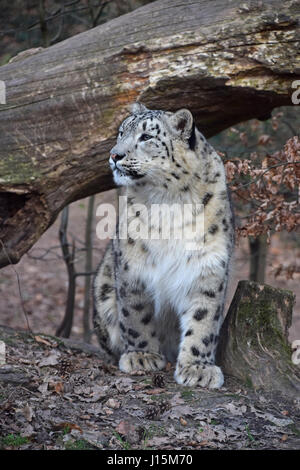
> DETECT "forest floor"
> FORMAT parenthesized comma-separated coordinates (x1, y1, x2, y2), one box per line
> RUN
(0, 324, 299, 450)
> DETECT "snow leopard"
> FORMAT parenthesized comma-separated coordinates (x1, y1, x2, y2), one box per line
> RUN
(93, 103, 234, 388)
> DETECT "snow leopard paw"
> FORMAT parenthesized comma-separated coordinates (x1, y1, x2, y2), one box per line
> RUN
(119, 351, 166, 373)
(174, 362, 224, 388)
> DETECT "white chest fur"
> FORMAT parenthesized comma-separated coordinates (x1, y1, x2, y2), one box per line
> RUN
(124, 235, 227, 315)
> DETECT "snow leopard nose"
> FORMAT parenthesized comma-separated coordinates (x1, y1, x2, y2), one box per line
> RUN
(110, 153, 125, 162)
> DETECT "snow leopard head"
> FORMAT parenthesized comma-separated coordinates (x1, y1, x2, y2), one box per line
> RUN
(109, 103, 197, 187)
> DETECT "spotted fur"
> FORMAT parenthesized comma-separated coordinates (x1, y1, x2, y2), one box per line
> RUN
(93, 103, 234, 388)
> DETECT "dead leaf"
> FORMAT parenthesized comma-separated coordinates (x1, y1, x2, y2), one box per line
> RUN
(249, 405, 293, 426)
(75, 431, 104, 449)
(54, 422, 82, 434)
(198, 440, 210, 447)
(180, 417, 187, 426)
(186, 440, 200, 447)
(116, 420, 135, 436)
(224, 403, 247, 415)
(0, 401, 13, 412)
(258, 134, 271, 145)
(34, 335, 53, 347)
(169, 393, 185, 406)
(145, 388, 166, 395)
(133, 383, 147, 391)
(147, 436, 171, 447)
(38, 350, 60, 367)
(106, 398, 121, 409)
(53, 382, 64, 394)
(163, 404, 194, 420)
(114, 377, 134, 393)
(266, 415, 293, 427)
(22, 404, 34, 422)
(73, 384, 109, 402)
(20, 424, 34, 438)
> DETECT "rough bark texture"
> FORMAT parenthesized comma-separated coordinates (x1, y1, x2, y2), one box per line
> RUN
(0, 0, 300, 267)
(217, 280, 300, 399)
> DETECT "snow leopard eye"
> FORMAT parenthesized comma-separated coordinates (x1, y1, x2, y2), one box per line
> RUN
(139, 133, 152, 142)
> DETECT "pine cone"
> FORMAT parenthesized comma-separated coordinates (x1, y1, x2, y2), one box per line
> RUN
(152, 373, 165, 388)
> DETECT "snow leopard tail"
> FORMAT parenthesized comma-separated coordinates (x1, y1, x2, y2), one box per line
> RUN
(93, 241, 122, 359)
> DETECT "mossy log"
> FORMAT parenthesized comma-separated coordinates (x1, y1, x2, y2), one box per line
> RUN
(0, 0, 300, 268)
(217, 280, 300, 398)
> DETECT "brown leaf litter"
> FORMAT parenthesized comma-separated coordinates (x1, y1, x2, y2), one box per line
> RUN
(0, 325, 299, 450)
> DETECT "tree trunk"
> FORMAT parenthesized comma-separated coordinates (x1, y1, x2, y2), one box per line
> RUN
(249, 234, 268, 284)
(83, 195, 95, 343)
(0, 0, 299, 267)
(217, 280, 300, 399)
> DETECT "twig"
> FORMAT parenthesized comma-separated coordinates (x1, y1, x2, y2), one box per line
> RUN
(231, 161, 300, 192)
(39, 0, 50, 48)
(50, 3, 65, 45)
(0, 3, 107, 36)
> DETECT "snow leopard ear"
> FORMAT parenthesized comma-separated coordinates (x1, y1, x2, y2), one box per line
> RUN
(168, 109, 194, 141)
(131, 102, 149, 115)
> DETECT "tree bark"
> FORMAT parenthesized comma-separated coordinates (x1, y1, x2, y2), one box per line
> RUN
(0, 0, 299, 267)
(217, 280, 300, 399)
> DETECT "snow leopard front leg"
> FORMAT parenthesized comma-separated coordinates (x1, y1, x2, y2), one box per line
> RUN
(117, 282, 167, 372)
(115, 252, 166, 373)
(175, 269, 227, 389)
